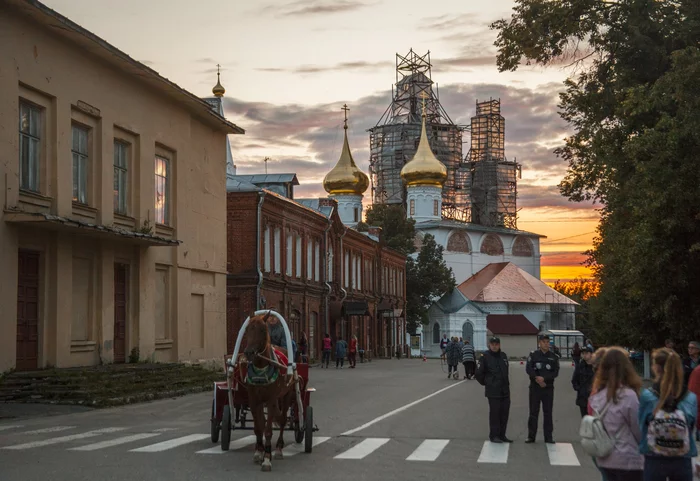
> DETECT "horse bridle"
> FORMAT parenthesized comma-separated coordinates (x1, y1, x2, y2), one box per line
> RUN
(243, 310, 286, 369)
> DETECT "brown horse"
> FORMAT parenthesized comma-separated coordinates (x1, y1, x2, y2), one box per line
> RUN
(239, 311, 296, 472)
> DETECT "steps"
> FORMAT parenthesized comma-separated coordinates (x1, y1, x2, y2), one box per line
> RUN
(0, 363, 224, 407)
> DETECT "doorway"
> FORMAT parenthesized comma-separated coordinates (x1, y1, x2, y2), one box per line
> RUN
(114, 263, 128, 363)
(16, 250, 40, 371)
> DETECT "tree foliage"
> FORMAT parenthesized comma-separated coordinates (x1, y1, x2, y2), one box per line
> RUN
(405, 234, 456, 335)
(552, 277, 600, 340)
(364, 204, 417, 256)
(493, 0, 700, 349)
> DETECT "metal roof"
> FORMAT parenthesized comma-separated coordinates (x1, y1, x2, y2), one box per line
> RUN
(433, 289, 487, 314)
(226, 176, 261, 193)
(295, 199, 334, 218)
(234, 174, 299, 185)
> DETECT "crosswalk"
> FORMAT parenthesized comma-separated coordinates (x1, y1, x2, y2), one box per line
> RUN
(0, 424, 593, 466)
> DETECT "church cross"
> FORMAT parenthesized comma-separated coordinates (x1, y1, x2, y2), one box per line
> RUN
(341, 104, 350, 129)
(419, 91, 429, 117)
(216, 64, 221, 80)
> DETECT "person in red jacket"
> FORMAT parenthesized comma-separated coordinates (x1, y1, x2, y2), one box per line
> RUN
(349, 335, 358, 368)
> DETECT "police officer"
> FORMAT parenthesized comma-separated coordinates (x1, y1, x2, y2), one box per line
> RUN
(525, 334, 559, 444)
(475, 336, 512, 443)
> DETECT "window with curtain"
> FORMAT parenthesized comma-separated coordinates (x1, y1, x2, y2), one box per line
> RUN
(19, 101, 41, 192)
(72, 125, 89, 204)
(154, 156, 170, 225)
(114, 140, 129, 214)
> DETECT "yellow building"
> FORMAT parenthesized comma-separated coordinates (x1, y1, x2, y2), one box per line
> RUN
(0, 0, 244, 372)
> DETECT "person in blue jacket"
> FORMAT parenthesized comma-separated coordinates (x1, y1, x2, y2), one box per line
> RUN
(638, 348, 698, 481)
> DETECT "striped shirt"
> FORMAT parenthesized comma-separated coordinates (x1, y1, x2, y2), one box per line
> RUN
(461, 343, 476, 362)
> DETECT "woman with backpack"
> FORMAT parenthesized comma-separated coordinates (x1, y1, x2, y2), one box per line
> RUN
(638, 348, 698, 481)
(586, 347, 644, 480)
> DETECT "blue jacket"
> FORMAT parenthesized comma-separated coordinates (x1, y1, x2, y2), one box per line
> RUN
(638, 387, 698, 457)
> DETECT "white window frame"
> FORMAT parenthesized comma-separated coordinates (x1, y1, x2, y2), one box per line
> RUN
(19, 101, 41, 192)
(155, 156, 170, 225)
(286, 233, 293, 276)
(114, 140, 129, 214)
(72, 125, 89, 204)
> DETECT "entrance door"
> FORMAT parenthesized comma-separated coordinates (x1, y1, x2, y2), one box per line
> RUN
(113, 263, 128, 363)
(16, 250, 40, 371)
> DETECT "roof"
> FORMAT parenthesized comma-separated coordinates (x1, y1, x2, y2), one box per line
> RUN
(234, 174, 299, 186)
(458, 262, 578, 305)
(295, 199, 334, 218)
(6, 0, 244, 135)
(226, 176, 261, 193)
(415, 219, 545, 238)
(433, 289, 487, 314)
(487, 314, 539, 335)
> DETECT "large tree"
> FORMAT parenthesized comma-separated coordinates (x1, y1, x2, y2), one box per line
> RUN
(492, 1, 700, 349)
(364, 204, 417, 256)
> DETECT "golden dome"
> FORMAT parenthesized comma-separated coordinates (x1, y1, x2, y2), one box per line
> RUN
(323, 105, 369, 196)
(400, 100, 447, 187)
(212, 66, 225, 97)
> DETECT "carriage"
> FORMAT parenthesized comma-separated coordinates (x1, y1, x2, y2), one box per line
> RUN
(209, 310, 318, 454)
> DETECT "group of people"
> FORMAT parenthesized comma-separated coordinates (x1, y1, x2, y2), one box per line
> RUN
(319, 333, 360, 369)
(474, 332, 700, 481)
(440, 334, 477, 380)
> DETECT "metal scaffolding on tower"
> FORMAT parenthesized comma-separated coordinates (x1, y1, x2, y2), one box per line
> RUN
(367, 49, 471, 222)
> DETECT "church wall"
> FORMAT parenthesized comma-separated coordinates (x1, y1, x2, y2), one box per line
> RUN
(425, 305, 487, 358)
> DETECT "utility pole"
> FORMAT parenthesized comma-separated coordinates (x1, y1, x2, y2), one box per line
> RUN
(263, 156, 270, 174)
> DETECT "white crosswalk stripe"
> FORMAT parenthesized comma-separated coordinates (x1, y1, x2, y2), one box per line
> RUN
(196, 435, 257, 454)
(70, 433, 162, 451)
(23, 426, 75, 435)
(546, 443, 580, 466)
(406, 439, 449, 461)
(477, 440, 509, 464)
(0, 425, 24, 432)
(283, 436, 330, 457)
(334, 438, 390, 460)
(130, 433, 210, 453)
(1, 427, 126, 450)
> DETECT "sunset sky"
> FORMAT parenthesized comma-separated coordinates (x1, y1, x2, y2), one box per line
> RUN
(43, 0, 600, 283)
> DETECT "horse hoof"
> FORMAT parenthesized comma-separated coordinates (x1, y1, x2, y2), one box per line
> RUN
(261, 460, 272, 472)
(274, 449, 284, 460)
(253, 451, 263, 464)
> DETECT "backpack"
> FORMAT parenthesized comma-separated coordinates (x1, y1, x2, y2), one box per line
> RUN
(646, 393, 690, 457)
(580, 400, 617, 457)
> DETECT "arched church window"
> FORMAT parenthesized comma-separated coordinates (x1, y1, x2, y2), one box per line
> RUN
(512, 236, 534, 256)
(432, 323, 440, 344)
(447, 231, 471, 253)
(480, 234, 504, 256)
(462, 322, 474, 344)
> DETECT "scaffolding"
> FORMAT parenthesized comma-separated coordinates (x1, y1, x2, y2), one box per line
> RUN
(465, 99, 520, 229)
(368, 49, 470, 222)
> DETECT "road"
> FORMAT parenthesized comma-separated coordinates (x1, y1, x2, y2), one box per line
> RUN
(0, 358, 597, 481)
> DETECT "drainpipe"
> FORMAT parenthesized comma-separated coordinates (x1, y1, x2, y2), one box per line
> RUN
(323, 218, 332, 336)
(255, 192, 266, 309)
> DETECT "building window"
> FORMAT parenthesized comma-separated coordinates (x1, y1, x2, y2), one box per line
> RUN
(274, 227, 281, 274)
(433, 199, 439, 216)
(328, 244, 334, 282)
(155, 265, 170, 340)
(155, 156, 170, 225)
(286, 234, 293, 276)
(263, 225, 271, 272)
(314, 240, 320, 281)
(19, 101, 41, 192)
(410, 199, 415, 216)
(114, 140, 129, 214)
(72, 125, 89, 204)
(295, 234, 302, 277)
(432, 323, 440, 344)
(306, 239, 312, 280)
(353, 207, 359, 223)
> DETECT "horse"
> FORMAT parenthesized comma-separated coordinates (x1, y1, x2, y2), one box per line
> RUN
(238, 311, 296, 472)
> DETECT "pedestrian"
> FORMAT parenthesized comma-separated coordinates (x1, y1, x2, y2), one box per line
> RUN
(298, 331, 308, 363)
(588, 346, 611, 481)
(321, 333, 332, 368)
(462, 339, 476, 380)
(688, 365, 700, 478)
(639, 348, 698, 481)
(572, 344, 595, 417)
(683, 341, 700, 387)
(335, 337, 348, 369)
(440, 334, 449, 363)
(666, 339, 675, 351)
(475, 336, 512, 443)
(587, 347, 644, 481)
(445, 337, 461, 379)
(525, 334, 560, 444)
(572, 342, 582, 366)
(348, 335, 358, 368)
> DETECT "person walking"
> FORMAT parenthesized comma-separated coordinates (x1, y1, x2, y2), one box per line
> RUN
(639, 348, 698, 481)
(348, 335, 358, 368)
(440, 334, 449, 363)
(462, 340, 476, 380)
(475, 336, 512, 443)
(572, 342, 582, 366)
(321, 333, 332, 368)
(298, 331, 308, 363)
(688, 365, 700, 478)
(526, 334, 560, 444)
(587, 347, 644, 481)
(572, 345, 595, 417)
(446, 337, 461, 379)
(683, 341, 700, 387)
(335, 337, 348, 369)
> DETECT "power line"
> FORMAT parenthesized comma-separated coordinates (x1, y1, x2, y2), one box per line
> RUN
(541, 231, 596, 244)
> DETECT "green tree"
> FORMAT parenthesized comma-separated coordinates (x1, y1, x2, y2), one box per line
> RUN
(552, 277, 599, 340)
(406, 234, 456, 335)
(492, 1, 700, 349)
(364, 204, 416, 256)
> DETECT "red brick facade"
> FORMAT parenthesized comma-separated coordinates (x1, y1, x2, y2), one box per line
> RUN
(226, 190, 407, 360)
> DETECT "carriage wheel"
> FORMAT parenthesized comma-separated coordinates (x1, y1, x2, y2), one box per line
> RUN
(210, 400, 220, 443)
(304, 406, 313, 453)
(294, 418, 304, 444)
(221, 405, 231, 451)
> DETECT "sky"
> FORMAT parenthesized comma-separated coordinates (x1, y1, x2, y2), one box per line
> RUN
(43, 0, 600, 283)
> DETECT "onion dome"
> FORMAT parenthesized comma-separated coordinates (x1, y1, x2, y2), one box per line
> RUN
(212, 65, 225, 97)
(323, 105, 370, 195)
(400, 98, 447, 187)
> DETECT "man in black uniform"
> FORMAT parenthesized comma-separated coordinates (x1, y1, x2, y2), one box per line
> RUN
(525, 334, 559, 444)
(475, 336, 512, 443)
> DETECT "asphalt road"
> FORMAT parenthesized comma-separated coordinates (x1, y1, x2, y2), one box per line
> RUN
(0, 358, 599, 481)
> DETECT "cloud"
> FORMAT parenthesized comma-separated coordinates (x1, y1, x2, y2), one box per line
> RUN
(541, 251, 590, 267)
(256, 60, 393, 74)
(224, 81, 592, 212)
(258, 0, 371, 17)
